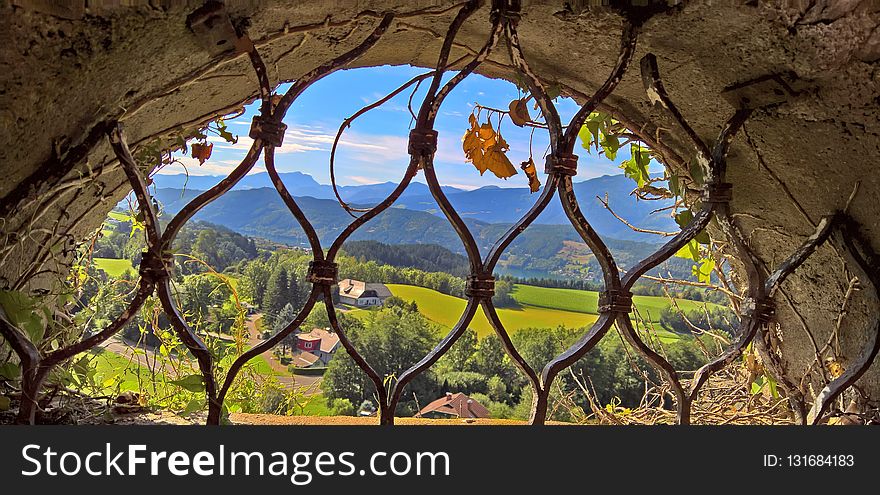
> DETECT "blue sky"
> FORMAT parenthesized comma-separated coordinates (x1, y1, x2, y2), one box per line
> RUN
(158, 65, 655, 190)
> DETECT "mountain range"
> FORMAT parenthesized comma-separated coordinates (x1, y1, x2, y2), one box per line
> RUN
(150, 172, 688, 280)
(152, 171, 676, 242)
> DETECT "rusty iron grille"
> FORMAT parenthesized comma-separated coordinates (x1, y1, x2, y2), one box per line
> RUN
(2, 0, 878, 426)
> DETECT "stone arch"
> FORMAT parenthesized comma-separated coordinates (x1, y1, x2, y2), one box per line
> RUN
(1, 0, 879, 423)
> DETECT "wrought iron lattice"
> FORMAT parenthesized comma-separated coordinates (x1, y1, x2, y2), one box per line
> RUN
(2, 0, 878, 426)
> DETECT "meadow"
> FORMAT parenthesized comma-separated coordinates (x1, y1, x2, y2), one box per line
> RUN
(509, 284, 722, 322)
(378, 284, 600, 338)
(93, 257, 135, 277)
(352, 283, 709, 344)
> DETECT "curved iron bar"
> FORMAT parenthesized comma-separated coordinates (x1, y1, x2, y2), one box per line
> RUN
(218, 286, 320, 403)
(561, 19, 639, 153)
(265, 148, 327, 257)
(427, 19, 505, 123)
(0, 123, 158, 424)
(607, 54, 755, 424)
(481, 299, 542, 391)
(504, 19, 563, 149)
(617, 107, 753, 290)
(321, 284, 390, 422)
(502, 4, 644, 423)
(155, 280, 222, 423)
(275, 14, 395, 118)
(148, 29, 278, 425)
(149, 15, 395, 424)
(238, 33, 273, 115)
(415, 0, 482, 128)
(483, 174, 560, 273)
(616, 315, 691, 424)
(540, 315, 616, 421)
(808, 215, 880, 424)
(163, 14, 394, 249)
(325, 157, 421, 262)
(638, 53, 712, 174)
(686, 210, 765, 404)
(372, 1, 502, 423)
(217, 145, 329, 402)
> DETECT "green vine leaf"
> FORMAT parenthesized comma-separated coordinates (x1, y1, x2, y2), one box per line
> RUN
(169, 374, 206, 393)
(674, 210, 710, 245)
(0, 290, 48, 343)
(0, 362, 21, 381)
(675, 239, 701, 262)
(620, 144, 651, 188)
(692, 257, 715, 284)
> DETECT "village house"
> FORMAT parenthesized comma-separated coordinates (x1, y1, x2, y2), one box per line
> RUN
(337, 279, 392, 307)
(294, 328, 341, 365)
(416, 392, 491, 419)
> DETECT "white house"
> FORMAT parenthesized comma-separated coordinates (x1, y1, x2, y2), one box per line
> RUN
(337, 279, 392, 307)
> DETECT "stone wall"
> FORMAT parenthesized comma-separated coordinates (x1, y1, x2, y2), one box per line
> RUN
(1, 0, 879, 410)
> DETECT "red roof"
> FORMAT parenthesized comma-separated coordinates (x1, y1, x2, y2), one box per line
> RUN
(417, 392, 490, 419)
(297, 328, 340, 353)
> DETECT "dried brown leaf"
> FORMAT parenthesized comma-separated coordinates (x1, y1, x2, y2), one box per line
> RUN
(508, 98, 531, 127)
(521, 158, 541, 192)
(191, 142, 213, 165)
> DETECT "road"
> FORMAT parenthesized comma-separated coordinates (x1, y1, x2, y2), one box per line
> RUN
(99, 313, 322, 394)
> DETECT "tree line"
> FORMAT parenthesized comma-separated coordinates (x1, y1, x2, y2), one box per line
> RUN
(321, 303, 708, 420)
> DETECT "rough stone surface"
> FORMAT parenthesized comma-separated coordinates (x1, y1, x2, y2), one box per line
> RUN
(1, 1, 879, 410)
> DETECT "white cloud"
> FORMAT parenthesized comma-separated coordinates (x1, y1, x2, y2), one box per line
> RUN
(155, 156, 260, 176)
(346, 175, 385, 185)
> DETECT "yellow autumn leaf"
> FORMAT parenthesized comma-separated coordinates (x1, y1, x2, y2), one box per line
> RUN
(471, 149, 488, 175)
(481, 135, 497, 152)
(478, 122, 495, 140)
(191, 142, 213, 165)
(825, 357, 845, 378)
(483, 144, 518, 179)
(462, 128, 481, 156)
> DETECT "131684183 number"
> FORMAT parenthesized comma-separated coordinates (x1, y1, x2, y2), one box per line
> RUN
(786, 455, 854, 467)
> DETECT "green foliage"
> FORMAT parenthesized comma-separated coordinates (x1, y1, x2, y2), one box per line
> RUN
(0, 362, 21, 380)
(342, 241, 469, 278)
(491, 279, 517, 308)
(444, 328, 478, 371)
(169, 374, 206, 393)
(329, 398, 355, 416)
(620, 144, 652, 188)
(0, 290, 50, 343)
(659, 305, 737, 336)
(323, 309, 441, 416)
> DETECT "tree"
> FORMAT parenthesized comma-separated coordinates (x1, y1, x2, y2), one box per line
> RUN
(492, 279, 517, 308)
(329, 398, 355, 416)
(239, 260, 271, 307)
(262, 266, 289, 327)
(323, 310, 441, 416)
(444, 327, 477, 371)
(181, 274, 229, 328)
(275, 303, 299, 354)
(487, 375, 508, 402)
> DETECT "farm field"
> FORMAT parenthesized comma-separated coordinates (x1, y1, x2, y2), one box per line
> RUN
(379, 284, 599, 338)
(357, 284, 697, 343)
(510, 284, 722, 322)
(93, 257, 134, 277)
